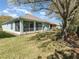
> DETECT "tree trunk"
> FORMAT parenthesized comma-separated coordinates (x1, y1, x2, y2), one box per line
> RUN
(61, 20, 68, 41)
(76, 26, 79, 37)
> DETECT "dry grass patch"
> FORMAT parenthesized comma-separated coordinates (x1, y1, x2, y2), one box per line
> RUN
(0, 33, 71, 59)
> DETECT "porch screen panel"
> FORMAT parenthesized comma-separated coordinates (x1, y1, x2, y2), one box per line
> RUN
(15, 21, 20, 31)
(30, 22, 34, 31)
(23, 21, 30, 32)
(36, 22, 42, 30)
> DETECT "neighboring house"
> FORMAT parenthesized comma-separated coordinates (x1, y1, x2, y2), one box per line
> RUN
(2, 14, 57, 35)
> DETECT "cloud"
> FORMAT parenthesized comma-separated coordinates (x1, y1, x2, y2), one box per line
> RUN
(16, 8, 32, 14)
(8, 14, 18, 18)
(0, 6, 32, 17)
(48, 17, 62, 25)
(0, 9, 18, 18)
(3, 10, 9, 13)
(40, 12, 46, 15)
(7, 6, 32, 15)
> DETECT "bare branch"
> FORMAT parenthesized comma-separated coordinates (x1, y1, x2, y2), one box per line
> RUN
(52, 0, 64, 19)
(57, 0, 65, 10)
(69, 4, 79, 18)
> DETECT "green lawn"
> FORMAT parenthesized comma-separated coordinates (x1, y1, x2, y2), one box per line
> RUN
(0, 32, 71, 59)
(0, 31, 15, 39)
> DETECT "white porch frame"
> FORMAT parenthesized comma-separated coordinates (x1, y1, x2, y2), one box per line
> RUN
(34, 21, 36, 31)
(14, 20, 49, 34)
(20, 20, 23, 33)
(19, 20, 37, 33)
(13, 22, 15, 31)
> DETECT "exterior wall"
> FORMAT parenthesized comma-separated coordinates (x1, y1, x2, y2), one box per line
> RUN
(2, 20, 53, 35)
(2, 23, 13, 31)
(2, 22, 21, 35)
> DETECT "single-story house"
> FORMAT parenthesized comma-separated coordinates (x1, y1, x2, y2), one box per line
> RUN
(2, 14, 57, 35)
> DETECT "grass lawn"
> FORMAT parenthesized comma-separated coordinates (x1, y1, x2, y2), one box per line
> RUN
(0, 30, 15, 39)
(0, 34, 44, 59)
(0, 32, 71, 59)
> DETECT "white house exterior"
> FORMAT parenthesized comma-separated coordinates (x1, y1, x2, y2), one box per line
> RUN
(2, 14, 56, 35)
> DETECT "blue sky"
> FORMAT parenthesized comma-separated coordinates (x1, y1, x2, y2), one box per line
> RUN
(0, 0, 7, 10)
(0, 0, 62, 24)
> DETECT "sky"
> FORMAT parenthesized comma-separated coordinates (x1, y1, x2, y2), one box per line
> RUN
(0, 0, 62, 24)
(0, 0, 7, 10)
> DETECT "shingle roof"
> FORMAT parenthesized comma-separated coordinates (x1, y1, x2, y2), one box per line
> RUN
(21, 14, 57, 26)
(21, 14, 50, 23)
(2, 14, 57, 26)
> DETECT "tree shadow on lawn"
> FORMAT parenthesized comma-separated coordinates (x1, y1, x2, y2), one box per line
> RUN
(0, 31, 15, 39)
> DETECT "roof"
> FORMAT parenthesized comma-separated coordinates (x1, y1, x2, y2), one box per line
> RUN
(21, 14, 50, 23)
(2, 14, 57, 26)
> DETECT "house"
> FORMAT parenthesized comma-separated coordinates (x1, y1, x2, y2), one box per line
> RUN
(2, 14, 57, 35)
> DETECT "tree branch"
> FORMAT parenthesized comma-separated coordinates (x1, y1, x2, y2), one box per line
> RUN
(57, 0, 65, 10)
(52, 0, 64, 19)
(69, 2, 79, 17)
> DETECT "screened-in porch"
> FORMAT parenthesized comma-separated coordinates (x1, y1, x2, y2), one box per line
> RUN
(2, 14, 56, 35)
(23, 21, 43, 32)
(14, 20, 49, 33)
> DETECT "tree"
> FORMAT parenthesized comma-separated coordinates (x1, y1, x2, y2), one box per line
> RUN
(49, 0, 79, 40)
(8, 0, 79, 40)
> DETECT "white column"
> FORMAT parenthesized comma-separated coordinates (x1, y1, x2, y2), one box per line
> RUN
(20, 20, 23, 33)
(49, 24, 50, 30)
(13, 22, 15, 31)
(42, 23, 44, 31)
(29, 22, 30, 32)
(34, 21, 36, 31)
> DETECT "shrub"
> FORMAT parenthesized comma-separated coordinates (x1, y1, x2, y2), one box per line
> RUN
(0, 31, 15, 38)
(47, 50, 79, 59)
(31, 32, 57, 41)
